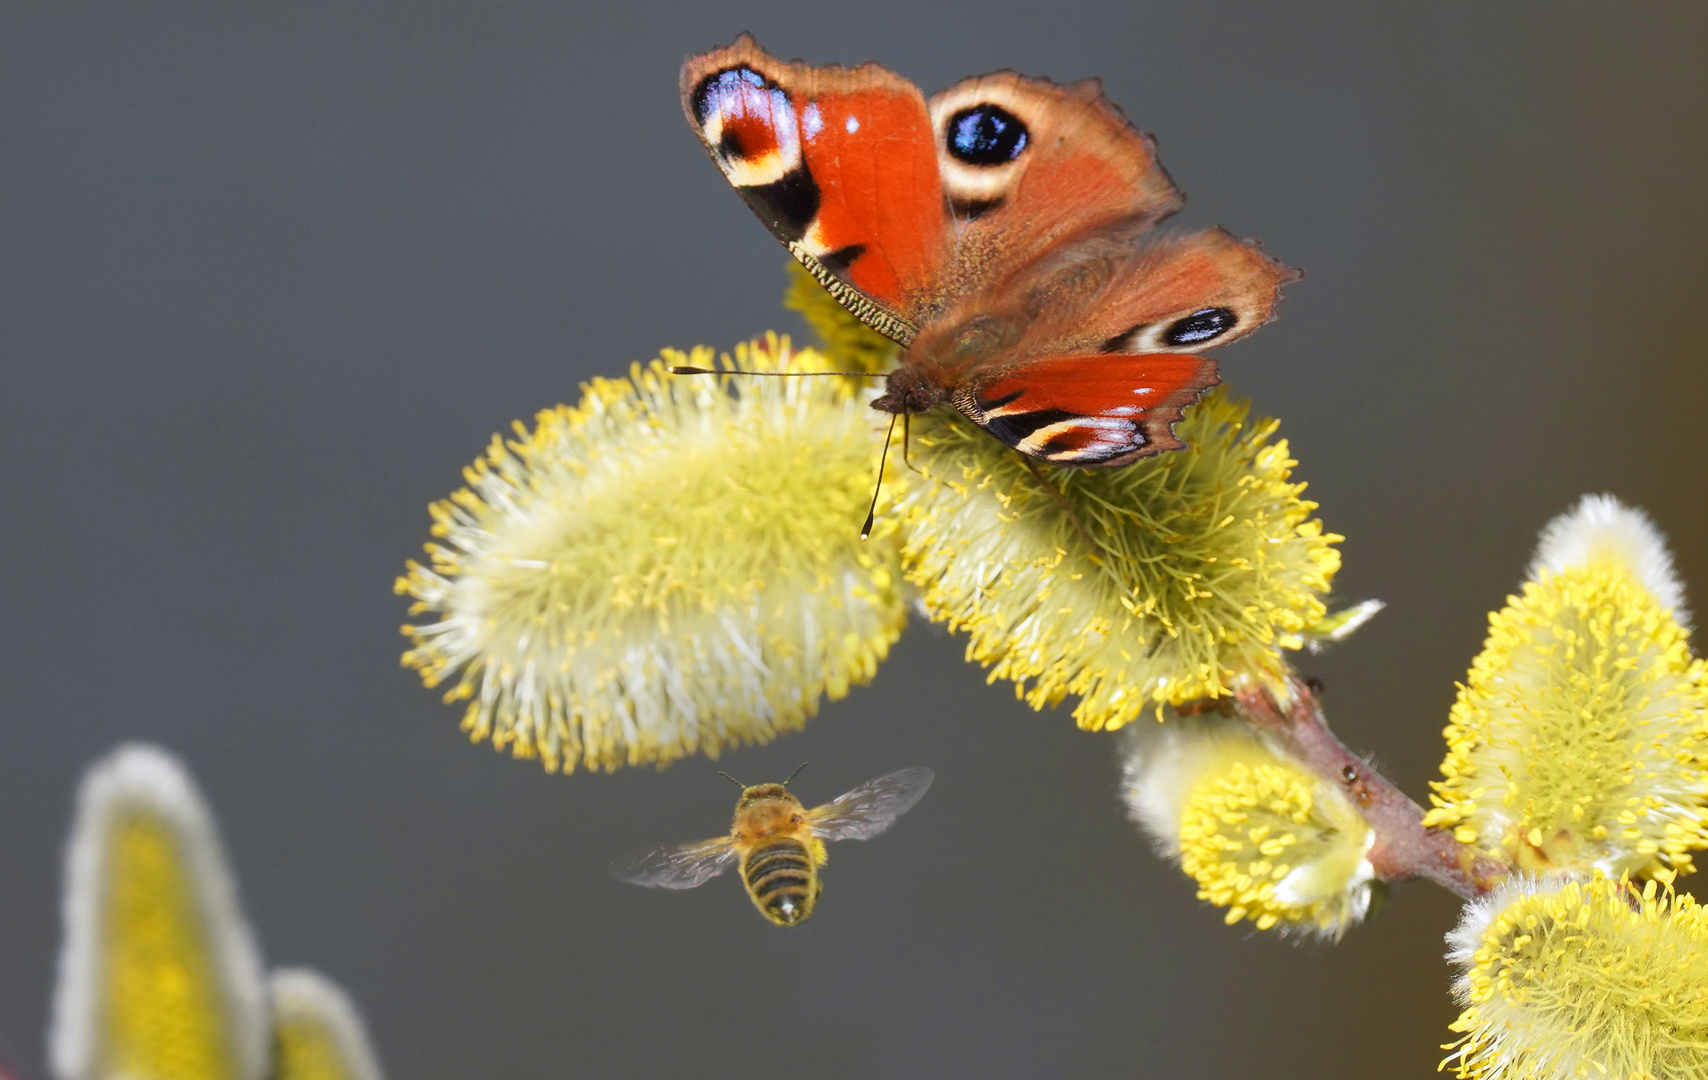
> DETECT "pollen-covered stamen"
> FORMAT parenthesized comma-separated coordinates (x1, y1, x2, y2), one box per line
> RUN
(1529, 493, 1689, 624)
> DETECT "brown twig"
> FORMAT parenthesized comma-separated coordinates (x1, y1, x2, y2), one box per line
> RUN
(1232, 676, 1508, 901)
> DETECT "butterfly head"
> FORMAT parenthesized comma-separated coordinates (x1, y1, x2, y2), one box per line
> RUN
(870, 365, 945, 416)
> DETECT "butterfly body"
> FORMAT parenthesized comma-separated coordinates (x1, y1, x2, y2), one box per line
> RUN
(682, 36, 1297, 465)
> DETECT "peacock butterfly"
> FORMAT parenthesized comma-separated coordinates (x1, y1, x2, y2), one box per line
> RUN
(680, 35, 1297, 466)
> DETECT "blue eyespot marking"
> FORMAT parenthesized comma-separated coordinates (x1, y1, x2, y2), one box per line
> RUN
(693, 67, 770, 124)
(948, 105, 1028, 166)
(1163, 308, 1239, 347)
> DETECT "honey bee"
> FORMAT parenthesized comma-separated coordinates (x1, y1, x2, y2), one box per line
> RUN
(610, 766, 934, 926)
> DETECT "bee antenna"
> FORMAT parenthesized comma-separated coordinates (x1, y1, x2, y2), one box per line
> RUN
(783, 762, 809, 786)
(716, 771, 745, 789)
(861, 414, 898, 540)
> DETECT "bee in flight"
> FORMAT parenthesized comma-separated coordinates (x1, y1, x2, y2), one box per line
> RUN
(611, 766, 934, 926)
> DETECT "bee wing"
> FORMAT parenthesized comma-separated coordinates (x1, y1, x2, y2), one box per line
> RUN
(609, 836, 738, 889)
(805, 767, 935, 842)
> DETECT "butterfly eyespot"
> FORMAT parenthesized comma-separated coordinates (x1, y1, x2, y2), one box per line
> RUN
(947, 105, 1029, 166)
(1162, 307, 1238, 347)
(693, 68, 797, 163)
(692, 67, 768, 123)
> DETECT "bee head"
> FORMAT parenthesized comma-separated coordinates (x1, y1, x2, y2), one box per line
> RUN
(723, 764, 808, 810)
(734, 782, 791, 810)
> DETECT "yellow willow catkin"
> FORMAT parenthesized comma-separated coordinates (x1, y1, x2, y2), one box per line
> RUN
(398, 338, 908, 772)
(1122, 721, 1375, 938)
(102, 815, 241, 1080)
(51, 744, 267, 1080)
(1445, 873, 1708, 1080)
(270, 970, 385, 1080)
(1425, 563, 1708, 876)
(899, 392, 1340, 727)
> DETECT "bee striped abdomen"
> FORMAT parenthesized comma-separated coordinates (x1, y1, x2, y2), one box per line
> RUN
(742, 837, 817, 925)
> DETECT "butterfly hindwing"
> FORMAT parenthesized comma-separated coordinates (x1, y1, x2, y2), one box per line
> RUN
(1008, 227, 1300, 358)
(906, 225, 1291, 466)
(682, 35, 949, 344)
(954, 354, 1219, 465)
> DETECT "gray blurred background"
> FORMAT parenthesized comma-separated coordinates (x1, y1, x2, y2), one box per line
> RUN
(2, 2, 1706, 1077)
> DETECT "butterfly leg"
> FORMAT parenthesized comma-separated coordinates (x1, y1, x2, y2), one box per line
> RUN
(1020, 457, 1108, 562)
(901, 412, 925, 475)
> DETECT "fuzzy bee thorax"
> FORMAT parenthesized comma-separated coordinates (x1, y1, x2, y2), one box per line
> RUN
(732, 792, 804, 838)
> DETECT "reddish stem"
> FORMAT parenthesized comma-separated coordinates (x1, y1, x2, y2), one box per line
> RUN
(1233, 676, 1508, 901)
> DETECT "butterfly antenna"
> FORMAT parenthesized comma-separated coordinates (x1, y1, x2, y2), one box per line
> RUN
(717, 771, 746, 789)
(861, 414, 899, 540)
(783, 762, 809, 786)
(668, 365, 883, 379)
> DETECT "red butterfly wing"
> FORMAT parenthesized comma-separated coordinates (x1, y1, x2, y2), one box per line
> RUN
(681, 39, 1294, 470)
(1042, 229, 1299, 356)
(682, 36, 948, 344)
(954, 354, 1219, 466)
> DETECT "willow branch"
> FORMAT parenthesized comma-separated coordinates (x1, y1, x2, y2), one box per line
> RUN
(1232, 675, 1508, 901)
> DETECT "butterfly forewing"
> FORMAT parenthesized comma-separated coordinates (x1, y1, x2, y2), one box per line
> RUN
(681, 35, 946, 344)
(609, 836, 738, 890)
(927, 72, 1183, 303)
(805, 767, 936, 842)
